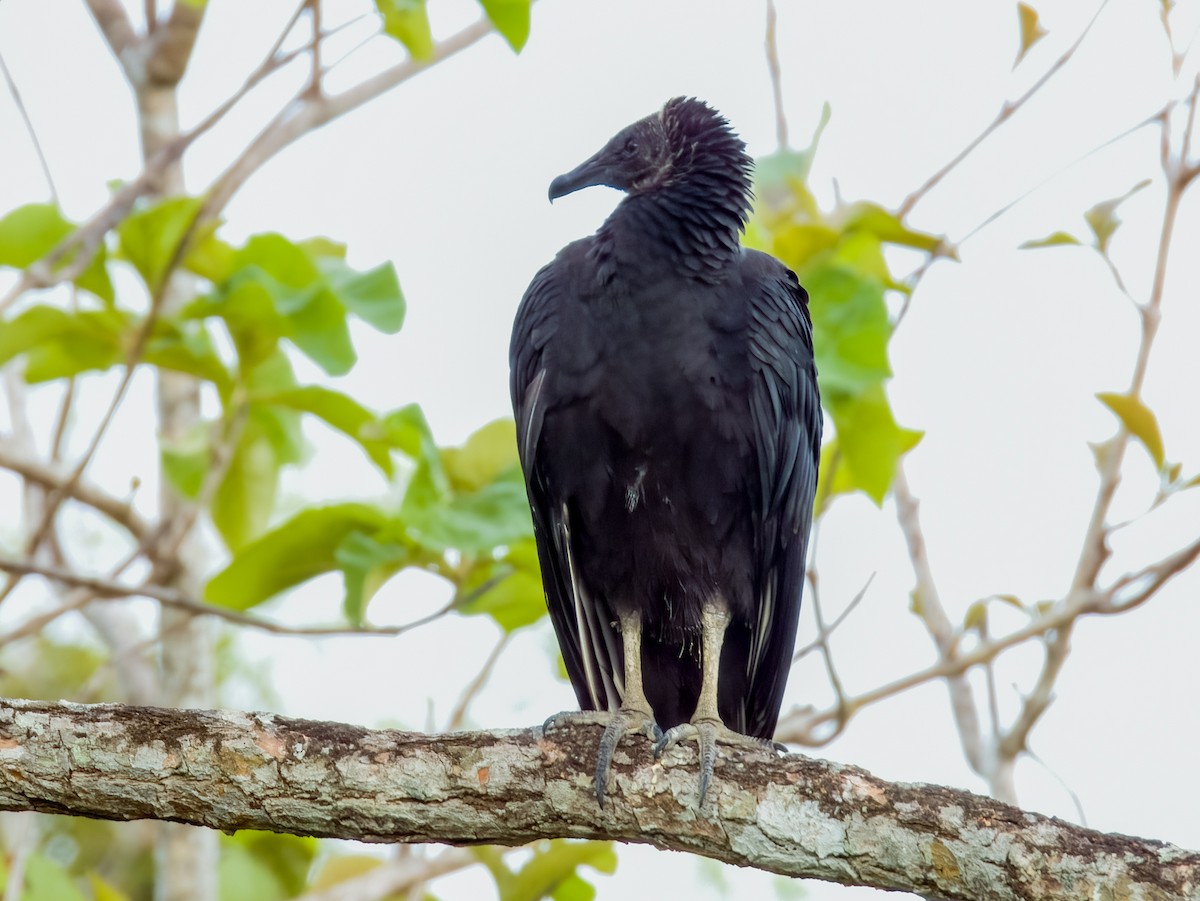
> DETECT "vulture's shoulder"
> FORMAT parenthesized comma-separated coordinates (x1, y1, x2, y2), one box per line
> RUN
(736, 249, 813, 351)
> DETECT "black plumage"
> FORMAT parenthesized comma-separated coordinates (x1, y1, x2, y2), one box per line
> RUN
(510, 97, 820, 805)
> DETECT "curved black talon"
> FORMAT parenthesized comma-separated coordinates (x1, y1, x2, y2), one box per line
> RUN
(593, 709, 660, 808)
(654, 720, 776, 807)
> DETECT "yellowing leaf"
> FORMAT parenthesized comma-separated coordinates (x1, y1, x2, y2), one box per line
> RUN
(1015, 3, 1048, 67)
(1020, 231, 1082, 249)
(88, 873, 132, 901)
(309, 856, 383, 891)
(963, 601, 988, 632)
(1085, 180, 1151, 254)
(376, 0, 434, 59)
(442, 418, 520, 492)
(1097, 391, 1165, 470)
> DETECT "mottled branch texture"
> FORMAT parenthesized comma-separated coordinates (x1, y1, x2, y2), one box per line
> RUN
(0, 699, 1195, 900)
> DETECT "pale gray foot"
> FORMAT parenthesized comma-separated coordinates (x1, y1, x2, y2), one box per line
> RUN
(542, 710, 613, 734)
(653, 721, 782, 807)
(540, 708, 660, 807)
(595, 707, 661, 808)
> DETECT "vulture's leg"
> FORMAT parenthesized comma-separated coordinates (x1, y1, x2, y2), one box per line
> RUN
(654, 600, 775, 806)
(593, 608, 660, 807)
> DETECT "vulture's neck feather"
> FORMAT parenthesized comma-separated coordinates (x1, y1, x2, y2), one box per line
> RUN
(599, 137, 752, 283)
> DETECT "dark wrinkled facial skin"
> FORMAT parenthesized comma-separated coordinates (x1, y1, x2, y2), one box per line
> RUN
(548, 113, 671, 201)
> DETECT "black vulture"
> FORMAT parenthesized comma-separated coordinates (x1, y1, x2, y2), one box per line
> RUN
(510, 97, 820, 806)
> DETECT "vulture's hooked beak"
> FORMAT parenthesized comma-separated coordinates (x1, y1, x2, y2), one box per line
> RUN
(548, 150, 611, 202)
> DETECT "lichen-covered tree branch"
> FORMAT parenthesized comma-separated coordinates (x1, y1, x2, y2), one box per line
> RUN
(1, 698, 1195, 901)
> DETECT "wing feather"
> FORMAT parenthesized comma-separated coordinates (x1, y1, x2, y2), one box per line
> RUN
(740, 252, 822, 739)
(510, 258, 621, 714)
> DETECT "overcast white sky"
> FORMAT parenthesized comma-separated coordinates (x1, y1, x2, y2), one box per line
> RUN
(1, 1, 1199, 898)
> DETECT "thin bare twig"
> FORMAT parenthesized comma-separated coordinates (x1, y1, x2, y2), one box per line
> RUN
(83, 0, 137, 59)
(1179, 74, 1200, 169)
(892, 466, 990, 783)
(203, 13, 500, 218)
(1026, 745, 1088, 828)
(0, 53, 58, 202)
(294, 849, 479, 901)
(764, 0, 788, 150)
(308, 0, 322, 96)
(792, 573, 872, 661)
(0, 547, 142, 648)
(899, 0, 1112, 217)
(804, 563, 851, 742)
(0, 446, 153, 543)
(445, 631, 513, 731)
(0, 554, 511, 639)
(777, 529, 1200, 747)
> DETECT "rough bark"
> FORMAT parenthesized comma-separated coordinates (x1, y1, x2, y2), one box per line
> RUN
(0, 698, 1194, 901)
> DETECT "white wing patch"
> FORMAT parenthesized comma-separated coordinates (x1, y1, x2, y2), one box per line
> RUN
(521, 369, 548, 460)
(749, 571, 776, 682)
(561, 503, 620, 711)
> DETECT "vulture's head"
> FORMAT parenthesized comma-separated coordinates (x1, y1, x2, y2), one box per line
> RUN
(548, 97, 752, 204)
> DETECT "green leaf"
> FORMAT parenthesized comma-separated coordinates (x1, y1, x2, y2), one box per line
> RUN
(309, 856, 384, 891)
(239, 233, 354, 374)
(442, 418, 520, 491)
(767, 223, 840, 270)
(376, 0, 434, 59)
(842, 202, 947, 254)
(144, 320, 233, 394)
(88, 873, 132, 901)
(24, 855, 87, 901)
(161, 422, 211, 499)
(754, 103, 831, 193)
(1020, 230, 1082, 249)
(334, 530, 410, 624)
(828, 385, 922, 504)
(551, 873, 597, 901)
(805, 264, 892, 396)
(299, 236, 347, 260)
(1015, 2, 1048, 66)
(1097, 391, 1165, 469)
(279, 285, 356, 375)
(478, 0, 532, 51)
(1085, 180, 1151, 254)
(0, 305, 128, 382)
(185, 231, 236, 283)
(245, 348, 299, 393)
(0, 203, 72, 267)
(813, 438, 857, 515)
(385, 403, 452, 505)
(500, 841, 617, 901)
(0, 203, 113, 303)
(209, 399, 306, 553)
(404, 468, 533, 554)
(257, 385, 394, 476)
(320, 258, 406, 333)
(198, 234, 398, 376)
(459, 539, 545, 632)
(117, 196, 204, 292)
(206, 503, 386, 610)
(212, 423, 280, 552)
(222, 832, 317, 900)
